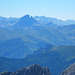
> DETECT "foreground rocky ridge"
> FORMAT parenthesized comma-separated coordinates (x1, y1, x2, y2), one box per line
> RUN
(0, 64, 51, 75)
(61, 63, 75, 75)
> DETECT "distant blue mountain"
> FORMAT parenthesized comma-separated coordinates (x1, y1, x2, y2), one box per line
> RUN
(0, 15, 75, 29)
(0, 16, 19, 28)
(0, 15, 75, 75)
(45, 22, 57, 27)
(13, 15, 40, 29)
(34, 16, 75, 25)
(0, 38, 32, 59)
(0, 15, 75, 47)
(57, 24, 75, 41)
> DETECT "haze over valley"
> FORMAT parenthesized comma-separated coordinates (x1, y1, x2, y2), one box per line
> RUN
(0, 0, 75, 75)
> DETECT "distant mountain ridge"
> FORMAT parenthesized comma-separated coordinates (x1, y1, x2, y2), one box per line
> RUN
(0, 15, 75, 59)
(0, 37, 51, 59)
(12, 15, 40, 30)
(0, 16, 20, 28)
(57, 24, 75, 40)
(0, 38, 32, 59)
(0, 14, 75, 75)
(0, 15, 75, 29)
(34, 16, 75, 25)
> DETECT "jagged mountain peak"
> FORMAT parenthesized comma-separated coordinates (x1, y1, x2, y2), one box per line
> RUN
(13, 14, 40, 29)
(21, 15, 30, 20)
(0, 64, 51, 75)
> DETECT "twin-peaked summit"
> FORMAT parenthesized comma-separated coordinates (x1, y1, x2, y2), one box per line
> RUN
(13, 15, 40, 29)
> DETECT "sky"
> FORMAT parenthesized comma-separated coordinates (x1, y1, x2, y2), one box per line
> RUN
(0, 0, 75, 20)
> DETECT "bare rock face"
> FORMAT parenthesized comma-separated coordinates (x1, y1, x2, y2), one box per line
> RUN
(60, 63, 75, 75)
(0, 64, 51, 75)
(0, 72, 11, 75)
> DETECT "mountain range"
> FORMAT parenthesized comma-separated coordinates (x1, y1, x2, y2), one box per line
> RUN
(12, 15, 40, 30)
(0, 14, 75, 75)
(0, 16, 20, 28)
(0, 15, 75, 29)
(0, 45, 75, 75)
(0, 15, 75, 59)
(34, 16, 75, 25)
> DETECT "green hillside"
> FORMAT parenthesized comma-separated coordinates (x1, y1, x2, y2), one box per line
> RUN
(0, 38, 32, 58)
(57, 25, 75, 40)
(51, 46, 75, 61)
(0, 46, 75, 75)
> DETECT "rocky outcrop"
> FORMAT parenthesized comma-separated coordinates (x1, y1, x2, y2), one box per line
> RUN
(0, 64, 51, 75)
(0, 72, 11, 75)
(60, 63, 75, 75)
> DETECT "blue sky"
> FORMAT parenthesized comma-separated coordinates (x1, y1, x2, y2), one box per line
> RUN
(0, 0, 75, 20)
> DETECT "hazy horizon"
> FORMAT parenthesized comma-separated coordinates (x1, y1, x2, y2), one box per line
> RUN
(0, 0, 75, 20)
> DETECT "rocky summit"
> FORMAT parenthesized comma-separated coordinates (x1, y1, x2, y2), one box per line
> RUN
(60, 63, 75, 75)
(0, 64, 51, 75)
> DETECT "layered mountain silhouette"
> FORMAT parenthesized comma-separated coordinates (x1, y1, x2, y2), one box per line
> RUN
(0, 46, 75, 75)
(0, 15, 75, 29)
(34, 16, 75, 25)
(0, 38, 32, 58)
(57, 24, 75, 40)
(0, 64, 51, 75)
(45, 22, 57, 27)
(13, 15, 40, 29)
(0, 14, 75, 75)
(0, 16, 19, 28)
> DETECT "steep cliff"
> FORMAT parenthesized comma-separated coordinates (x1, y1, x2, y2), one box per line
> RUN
(60, 63, 75, 75)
